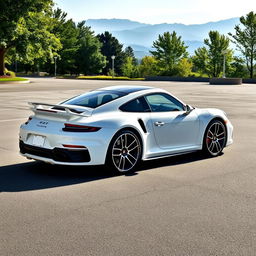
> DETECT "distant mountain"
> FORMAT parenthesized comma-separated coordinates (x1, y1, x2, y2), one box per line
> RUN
(86, 19, 148, 34)
(85, 18, 240, 58)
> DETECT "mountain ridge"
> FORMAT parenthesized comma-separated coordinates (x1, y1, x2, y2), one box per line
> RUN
(86, 18, 240, 58)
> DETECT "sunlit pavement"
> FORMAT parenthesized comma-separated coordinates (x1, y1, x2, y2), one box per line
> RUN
(1, 78, 256, 255)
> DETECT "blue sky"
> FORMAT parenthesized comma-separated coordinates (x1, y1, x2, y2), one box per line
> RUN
(55, 0, 255, 24)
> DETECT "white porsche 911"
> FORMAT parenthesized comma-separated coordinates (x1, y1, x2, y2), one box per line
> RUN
(19, 85, 233, 173)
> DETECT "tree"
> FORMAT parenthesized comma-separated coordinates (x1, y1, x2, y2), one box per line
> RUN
(193, 31, 232, 77)
(121, 57, 136, 77)
(75, 22, 106, 75)
(150, 31, 188, 75)
(139, 56, 159, 77)
(97, 32, 125, 75)
(0, 0, 61, 75)
(229, 11, 256, 78)
(192, 47, 210, 76)
(124, 46, 137, 65)
(50, 8, 79, 74)
(229, 57, 249, 78)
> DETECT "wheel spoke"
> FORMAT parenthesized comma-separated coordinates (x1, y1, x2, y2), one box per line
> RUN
(217, 131, 224, 137)
(127, 139, 136, 149)
(214, 123, 219, 135)
(118, 156, 123, 169)
(121, 135, 124, 148)
(126, 155, 134, 166)
(129, 145, 138, 152)
(209, 141, 215, 152)
(208, 130, 214, 136)
(127, 153, 137, 161)
(122, 156, 125, 170)
(216, 141, 222, 152)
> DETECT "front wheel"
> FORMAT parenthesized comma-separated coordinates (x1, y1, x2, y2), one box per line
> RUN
(106, 130, 142, 174)
(203, 120, 227, 157)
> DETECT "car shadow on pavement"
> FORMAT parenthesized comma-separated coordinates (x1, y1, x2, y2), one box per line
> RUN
(0, 161, 113, 192)
(139, 152, 212, 172)
(0, 152, 213, 192)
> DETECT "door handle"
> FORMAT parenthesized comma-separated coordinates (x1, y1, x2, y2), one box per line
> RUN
(154, 121, 165, 127)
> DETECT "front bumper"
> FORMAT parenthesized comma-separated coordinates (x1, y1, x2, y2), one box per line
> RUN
(225, 120, 234, 147)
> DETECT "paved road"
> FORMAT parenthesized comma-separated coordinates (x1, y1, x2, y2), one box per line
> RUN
(0, 78, 256, 255)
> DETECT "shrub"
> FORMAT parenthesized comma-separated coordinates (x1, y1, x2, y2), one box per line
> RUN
(4, 68, 16, 77)
(175, 58, 193, 77)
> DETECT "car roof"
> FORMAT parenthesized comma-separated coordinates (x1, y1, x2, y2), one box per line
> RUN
(96, 85, 154, 94)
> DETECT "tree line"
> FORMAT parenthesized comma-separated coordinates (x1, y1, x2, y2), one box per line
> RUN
(1, 0, 256, 78)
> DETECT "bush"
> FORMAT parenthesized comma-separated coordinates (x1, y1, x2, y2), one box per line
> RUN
(4, 68, 16, 77)
(175, 58, 193, 77)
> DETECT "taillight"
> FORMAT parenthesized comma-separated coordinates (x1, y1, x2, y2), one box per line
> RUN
(62, 144, 87, 149)
(62, 123, 101, 132)
(25, 117, 32, 125)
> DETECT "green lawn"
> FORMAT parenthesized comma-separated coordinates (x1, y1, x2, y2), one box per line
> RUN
(0, 77, 29, 82)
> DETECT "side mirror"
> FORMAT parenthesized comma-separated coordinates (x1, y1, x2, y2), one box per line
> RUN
(185, 104, 192, 114)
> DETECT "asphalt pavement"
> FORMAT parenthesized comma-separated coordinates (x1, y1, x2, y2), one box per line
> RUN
(1, 78, 256, 255)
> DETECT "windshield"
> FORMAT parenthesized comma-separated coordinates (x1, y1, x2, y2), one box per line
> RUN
(62, 90, 126, 109)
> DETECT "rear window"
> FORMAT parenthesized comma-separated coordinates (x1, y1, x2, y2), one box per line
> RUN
(120, 97, 151, 112)
(62, 90, 126, 109)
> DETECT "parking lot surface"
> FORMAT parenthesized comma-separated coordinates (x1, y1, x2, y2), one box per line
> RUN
(1, 78, 256, 255)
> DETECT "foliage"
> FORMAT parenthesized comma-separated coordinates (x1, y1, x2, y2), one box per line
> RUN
(5, 70, 16, 78)
(228, 57, 249, 78)
(121, 57, 138, 78)
(193, 31, 232, 77)
(124, 46, 137, 65)
(75, 22, 106, 75)
(0, 0, 61, 75)
(97, 32, 126, 75)
(49, 8, 79, 74)
(150, 31, 188, 75)
(175, 58, 193, 77)
(139, 56, 159, 77)
(192, 47, 209, 76)
(229, 11, 256, 78)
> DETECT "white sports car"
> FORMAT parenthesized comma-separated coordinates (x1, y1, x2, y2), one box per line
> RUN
(19, 85, 233, 173)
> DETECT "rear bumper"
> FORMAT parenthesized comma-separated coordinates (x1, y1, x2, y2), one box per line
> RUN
(20, 141, 91, 164)
(19, 125, 116, 165)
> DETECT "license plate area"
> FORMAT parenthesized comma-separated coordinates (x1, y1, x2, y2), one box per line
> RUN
(32, 135, 46, 147)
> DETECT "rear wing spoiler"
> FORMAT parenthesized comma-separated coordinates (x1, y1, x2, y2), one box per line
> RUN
(28, 102, 93, 118)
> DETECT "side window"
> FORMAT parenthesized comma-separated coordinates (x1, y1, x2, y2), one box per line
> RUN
(145, 93, 184, 112)
(120, 97, 150, 112)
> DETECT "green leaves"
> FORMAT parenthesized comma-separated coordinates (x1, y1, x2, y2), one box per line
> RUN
(229, 11, 256, 78)
(150, 31, 188, 75)
(75, 24, 106, 75)
(193, 31, 232, 77)
(97, 32, 125, 75)
(0, 0, 59, 75)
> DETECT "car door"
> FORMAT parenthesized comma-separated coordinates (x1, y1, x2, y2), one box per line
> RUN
(145, 93, 200, 150)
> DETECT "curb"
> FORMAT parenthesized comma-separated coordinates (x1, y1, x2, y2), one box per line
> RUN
(0, 80, 30, 84)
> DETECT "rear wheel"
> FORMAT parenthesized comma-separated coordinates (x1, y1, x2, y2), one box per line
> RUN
(203, 120, 227, 157)
(106, 130, 142, 174)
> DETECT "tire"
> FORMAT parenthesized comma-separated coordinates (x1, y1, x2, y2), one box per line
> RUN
(203, 119, 227, 157)
(106, 130, 142, 174)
